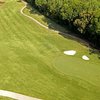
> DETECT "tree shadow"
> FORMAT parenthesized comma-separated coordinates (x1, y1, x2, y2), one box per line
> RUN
(42, 16, 93, 49)
(28, 6, 100, 58)
(89, 48, 100, 59)
(17, 0, 21, 2)
(26, 4, 41, 16)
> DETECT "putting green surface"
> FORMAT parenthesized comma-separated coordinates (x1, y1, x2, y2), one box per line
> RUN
(0, 0, 100, 100)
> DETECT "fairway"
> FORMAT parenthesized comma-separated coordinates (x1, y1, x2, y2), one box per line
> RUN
(0, 0, 100, 100)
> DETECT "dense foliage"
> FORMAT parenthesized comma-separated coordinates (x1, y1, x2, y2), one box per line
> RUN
(25, 0, 100, 48)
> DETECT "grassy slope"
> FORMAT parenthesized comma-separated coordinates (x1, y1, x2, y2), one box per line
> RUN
(0, 96, 14, 100)
(24, 2, 100, 87)
(0, 0, 100, 100)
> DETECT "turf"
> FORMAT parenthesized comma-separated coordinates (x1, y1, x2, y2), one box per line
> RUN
(0, 96, 14, 100)
(0, 0, 100, 100)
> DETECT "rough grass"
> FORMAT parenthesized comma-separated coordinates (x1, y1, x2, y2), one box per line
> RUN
(0, 0, 100, 100)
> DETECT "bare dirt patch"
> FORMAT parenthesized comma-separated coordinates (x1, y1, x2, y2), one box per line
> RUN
(0, 0, 5, 5)
(64, 50, 76, 55)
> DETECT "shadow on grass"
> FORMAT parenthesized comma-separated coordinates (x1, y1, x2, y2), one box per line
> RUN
(26, 4, 100, 58)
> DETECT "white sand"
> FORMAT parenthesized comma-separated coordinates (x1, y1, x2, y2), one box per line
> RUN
(0, 90, 42, 100)
(82, 55, 89, 60)
(64, 50, 76, 55)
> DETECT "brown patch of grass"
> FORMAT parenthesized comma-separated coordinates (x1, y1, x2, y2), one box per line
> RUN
(0, 0, 5, 5)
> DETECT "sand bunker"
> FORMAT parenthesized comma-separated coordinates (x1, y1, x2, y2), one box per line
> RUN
(64, 50, 76, 55)
(82, 55, 89, 60)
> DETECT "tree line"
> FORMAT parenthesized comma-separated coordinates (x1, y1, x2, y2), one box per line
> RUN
(25, 0, 100, 48)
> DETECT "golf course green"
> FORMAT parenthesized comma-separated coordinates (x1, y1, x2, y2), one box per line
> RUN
(0, 0, 100, 100)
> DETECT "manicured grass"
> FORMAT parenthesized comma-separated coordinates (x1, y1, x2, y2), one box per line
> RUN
(0, 96, 14, 100)
(24, 5, 68, 33)
(0, 0, 100, 100)
(24, 1, 100, 87)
